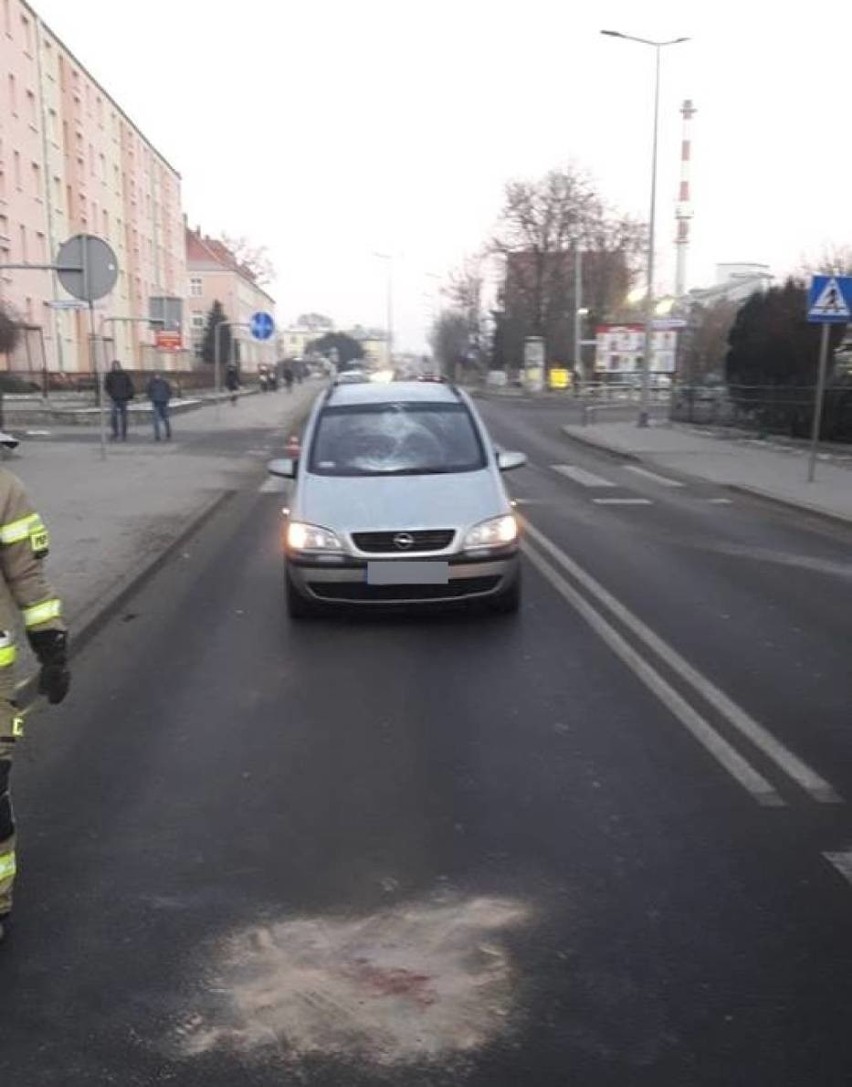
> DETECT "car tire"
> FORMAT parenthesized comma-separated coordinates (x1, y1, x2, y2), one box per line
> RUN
(285, 565, 320, 619)
(489, 570, 522, 615)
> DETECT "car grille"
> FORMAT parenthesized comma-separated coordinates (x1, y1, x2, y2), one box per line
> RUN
(311, 576, 500, 602)
(351, 529, 455, 554)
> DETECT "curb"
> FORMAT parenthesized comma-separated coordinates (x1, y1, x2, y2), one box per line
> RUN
(725, 484, 852, 529)
(559, 425, 644, 463)
(17, 387, 318, 708)
(17, 488, 237, 710)
(560, 425, 852, 530)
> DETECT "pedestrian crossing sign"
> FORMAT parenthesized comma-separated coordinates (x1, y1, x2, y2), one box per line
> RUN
(807, 275, 852, 323)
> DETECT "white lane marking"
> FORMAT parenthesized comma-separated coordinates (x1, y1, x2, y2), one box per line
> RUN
(592, 498, 654, 506)
(258, 477, 286, 493)
(707, 498, 733, 505)
(523, 542, 783, 807)
(624, 465, 684, 488)
(824, 850, 852, 886)
(551, 465, 616, 488)
(523, 518, 842, 805)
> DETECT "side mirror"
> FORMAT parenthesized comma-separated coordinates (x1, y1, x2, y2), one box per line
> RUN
(497, 450, 527, 472)
(267, 457, 298, 479)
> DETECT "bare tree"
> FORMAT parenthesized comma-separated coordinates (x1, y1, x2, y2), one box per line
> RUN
(445, 256, 486, 342)
(799, 244, 852, 277)
(221, 235, 276, 286)
(493, 166, 645, 367)
(681, 298, 741, 383)
(429, 310, 473, 380)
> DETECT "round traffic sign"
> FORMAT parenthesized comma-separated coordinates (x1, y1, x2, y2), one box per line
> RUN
(250, 311, 275, 341)
(56, 235, 119, 302)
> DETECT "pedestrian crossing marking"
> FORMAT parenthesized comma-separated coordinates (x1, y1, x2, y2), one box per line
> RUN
(624, 465, 684, 488)
(824, 850, 852, 888)
(550, 464, 615, 488)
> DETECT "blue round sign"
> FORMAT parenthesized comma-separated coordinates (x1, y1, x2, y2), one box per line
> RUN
(250, 311, 275, 341)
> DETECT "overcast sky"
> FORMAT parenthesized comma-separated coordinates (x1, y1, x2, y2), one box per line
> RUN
(33, 0, 852, 350)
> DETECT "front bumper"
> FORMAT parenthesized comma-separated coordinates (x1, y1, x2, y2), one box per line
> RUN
(287, 551, 520, 605)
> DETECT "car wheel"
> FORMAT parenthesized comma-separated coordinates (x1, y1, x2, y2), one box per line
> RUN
(285, 565, 320, 619)
(489, 570, 521, 615)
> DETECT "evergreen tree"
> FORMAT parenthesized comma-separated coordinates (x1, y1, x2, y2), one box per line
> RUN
(200, 301, 233, 365)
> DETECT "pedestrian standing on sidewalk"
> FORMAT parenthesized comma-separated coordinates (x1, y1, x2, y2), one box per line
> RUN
(104, 360, 135, 442)
(146, 372, 173, 442)
(0, 469, 70, 943)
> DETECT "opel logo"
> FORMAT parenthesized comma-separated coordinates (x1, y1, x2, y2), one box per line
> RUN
(394, 532, 415, 550)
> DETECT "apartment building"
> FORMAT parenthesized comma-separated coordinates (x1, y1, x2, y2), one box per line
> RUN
(186, 227, 276, 372)
(0, 0, 185, 372)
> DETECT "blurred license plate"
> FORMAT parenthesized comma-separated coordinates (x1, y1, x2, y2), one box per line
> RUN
(367, 561, 449, 585)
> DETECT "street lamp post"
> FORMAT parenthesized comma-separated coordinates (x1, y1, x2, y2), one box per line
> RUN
(573, 246, 583, 384)
(374, 253, 394, 370)
(601, 29, 689, 427)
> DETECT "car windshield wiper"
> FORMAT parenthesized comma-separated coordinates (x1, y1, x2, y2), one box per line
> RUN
(372, 465, 464, 476)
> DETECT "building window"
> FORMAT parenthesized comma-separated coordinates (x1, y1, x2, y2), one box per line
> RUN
(21, 14, 32, 54)
(31, 161, 40, 196)
(48, 108, 57, 143)
(13, 151, 21, 190)
(102, 209, 109, 235)
(3, 0, 11, 37)
(26, 89, 36, 126)
(8, 73, 16, 115)
(35, 231, 46, 261)
(189, 277, 203, 297)
(191, 312, 206, 330)
(19, 224, 27, 262)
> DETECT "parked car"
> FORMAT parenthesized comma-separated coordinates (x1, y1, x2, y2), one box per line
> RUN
(267, 381, 526, 616)
(334, 369, 369, 385)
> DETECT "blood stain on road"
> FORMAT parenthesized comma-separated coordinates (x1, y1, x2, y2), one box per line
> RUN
(174, 895, 530, 1070)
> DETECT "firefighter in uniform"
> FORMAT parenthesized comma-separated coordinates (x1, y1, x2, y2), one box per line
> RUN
(0, 468, 70, 943)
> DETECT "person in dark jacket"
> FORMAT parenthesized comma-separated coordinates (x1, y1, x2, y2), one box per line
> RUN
(104, 360, 135, 441)
(146, 372, 173, 442)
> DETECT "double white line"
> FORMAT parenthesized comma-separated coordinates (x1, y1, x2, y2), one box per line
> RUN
(522, 520, 842, 808)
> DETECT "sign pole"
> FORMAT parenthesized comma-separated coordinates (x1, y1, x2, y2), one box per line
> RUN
(807, 322, 831, 483)
(90, 301, 108, 462)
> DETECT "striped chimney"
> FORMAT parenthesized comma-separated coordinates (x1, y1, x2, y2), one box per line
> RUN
(674, 98, 696, 298)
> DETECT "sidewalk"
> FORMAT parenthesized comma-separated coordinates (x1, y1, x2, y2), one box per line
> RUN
(561, 419, 852, 526)
(3, 382, 321, 681)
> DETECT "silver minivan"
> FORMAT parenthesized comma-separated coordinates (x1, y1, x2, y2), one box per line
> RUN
(267, 381, 526, 617)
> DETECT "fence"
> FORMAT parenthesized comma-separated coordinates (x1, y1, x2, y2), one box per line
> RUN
(0, 366, 219, 400)
(670, 384, 852, 442)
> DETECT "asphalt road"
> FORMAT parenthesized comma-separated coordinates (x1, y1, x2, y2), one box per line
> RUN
(2, 396, 852, 1085)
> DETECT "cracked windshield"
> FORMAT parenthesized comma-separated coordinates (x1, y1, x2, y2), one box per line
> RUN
(2, 1, 852, 1085)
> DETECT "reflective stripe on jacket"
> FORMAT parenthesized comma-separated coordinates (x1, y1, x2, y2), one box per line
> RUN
(0, 469, 64, 648)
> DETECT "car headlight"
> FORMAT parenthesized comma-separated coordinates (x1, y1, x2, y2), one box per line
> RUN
(286, 521, 343, 552)
(463, 514, 519, 549)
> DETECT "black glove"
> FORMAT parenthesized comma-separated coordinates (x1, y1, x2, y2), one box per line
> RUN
(27, 629, 71, 705)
